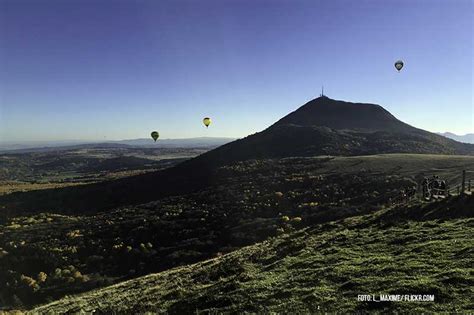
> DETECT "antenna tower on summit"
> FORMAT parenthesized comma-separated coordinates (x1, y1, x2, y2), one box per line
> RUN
(320, 85, 325, 97)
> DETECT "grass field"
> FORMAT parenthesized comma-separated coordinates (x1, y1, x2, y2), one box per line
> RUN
(31, 195, 474, 313)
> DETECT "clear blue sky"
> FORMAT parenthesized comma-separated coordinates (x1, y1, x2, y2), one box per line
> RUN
(0, 0, 472, 141)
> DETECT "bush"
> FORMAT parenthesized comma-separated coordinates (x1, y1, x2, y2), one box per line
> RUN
(72, 271, 82, 279)
(0, 249, 8, 258)
(274, 192, 284, 198)
(37, 272, 47, 283)
(292, 217, 302, 223)
(66, 229, 81, 238)
(276, 227, 285, 235)
(20, 275, 39, 291)
(53, 268, 62, 278)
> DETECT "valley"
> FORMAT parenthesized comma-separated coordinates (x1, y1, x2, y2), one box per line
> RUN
(0, 146, 206, 197)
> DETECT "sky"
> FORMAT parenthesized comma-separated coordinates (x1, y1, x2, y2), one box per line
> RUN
(0, 0, 472, 142)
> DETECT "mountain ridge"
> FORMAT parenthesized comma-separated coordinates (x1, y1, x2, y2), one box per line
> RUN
(437, 132, 474, 144)
(0, 137, 236, 153)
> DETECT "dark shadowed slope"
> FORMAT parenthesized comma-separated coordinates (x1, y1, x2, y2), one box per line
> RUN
(1, 97, 473, 215)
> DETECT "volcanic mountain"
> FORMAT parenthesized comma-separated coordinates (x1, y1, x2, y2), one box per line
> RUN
(182, 96, 474, 167)
(2, 96, 473, 214)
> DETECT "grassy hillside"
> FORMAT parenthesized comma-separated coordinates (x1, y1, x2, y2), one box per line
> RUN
(32, 195, 474, 313)
(1, 154, 472, 309)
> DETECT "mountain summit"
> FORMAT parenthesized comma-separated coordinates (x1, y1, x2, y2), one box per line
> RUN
(273, 96, 414, 132)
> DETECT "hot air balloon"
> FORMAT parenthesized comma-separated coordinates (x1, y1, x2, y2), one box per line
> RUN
(394, 60, 404, 72)
(203, 117, 211, 128)
(151, 131, 159, 142)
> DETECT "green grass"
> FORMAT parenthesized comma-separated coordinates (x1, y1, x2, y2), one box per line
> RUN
(1, 154, 473, 311)
(31, 197, 474, 313)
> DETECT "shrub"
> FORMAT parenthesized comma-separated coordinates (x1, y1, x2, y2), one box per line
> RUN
(139, 243, 148, 253)
(72, 271, 82, 279)
(66, 229, 82, 238)
(0, 249, 8, 258)
(274, 192, 284, 198)
(53, 268, 62, 278)
(66, 277, 75, 284)
(20, 275, 39, 291)
(112, 243, 123, 250)
(78, 274, 90, 283)
(37, 272, 47, 283)
(292, 217, 302, 223)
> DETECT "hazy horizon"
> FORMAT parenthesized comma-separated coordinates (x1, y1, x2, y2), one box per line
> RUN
(0, 136, 237, 144)
(1, 0, 472, 142)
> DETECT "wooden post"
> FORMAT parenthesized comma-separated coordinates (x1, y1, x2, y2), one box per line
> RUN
(461, 170, 466, 195)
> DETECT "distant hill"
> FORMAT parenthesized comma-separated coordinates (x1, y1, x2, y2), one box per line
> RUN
(0, 137, 235, 153)
(437, 132, 474, 144)
(115, 137, 236, 148)
(0, 140, 90, 152)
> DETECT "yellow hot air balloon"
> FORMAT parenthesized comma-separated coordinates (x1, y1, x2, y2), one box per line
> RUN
(151, 131, 159, 142)
(203, 117, 211, 128)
